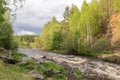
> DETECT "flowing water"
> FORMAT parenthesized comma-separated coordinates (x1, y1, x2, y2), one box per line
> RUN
(19, 49, 120, 80)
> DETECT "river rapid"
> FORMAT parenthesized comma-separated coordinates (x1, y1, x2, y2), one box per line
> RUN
(19, 49, 120, 80)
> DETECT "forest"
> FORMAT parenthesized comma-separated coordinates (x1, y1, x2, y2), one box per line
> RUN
(0, 0, 120, 80)
(32, 0, 120, 55)
(1, 0, 120, 57)
(15, 35, 37, 48)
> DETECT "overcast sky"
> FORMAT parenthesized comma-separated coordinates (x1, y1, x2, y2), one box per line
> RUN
(13, 0, 91, 35)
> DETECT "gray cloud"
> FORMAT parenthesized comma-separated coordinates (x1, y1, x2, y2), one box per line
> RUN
(13, 0, 91, 35)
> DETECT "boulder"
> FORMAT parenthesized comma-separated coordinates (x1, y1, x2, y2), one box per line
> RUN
(0, 56, 19, 64)
(30, 70, 44, 80)
(0, 47, 5, 52)
(44, 69, 61, 77)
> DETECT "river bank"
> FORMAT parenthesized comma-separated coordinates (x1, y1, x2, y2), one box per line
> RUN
(0, 49, 87, 80)
(19, 49, 120, 80)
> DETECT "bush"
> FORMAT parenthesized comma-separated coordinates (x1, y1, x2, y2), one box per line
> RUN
(93, 38, 111, 51)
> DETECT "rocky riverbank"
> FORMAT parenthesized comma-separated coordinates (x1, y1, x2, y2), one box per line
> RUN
(0, 48, 87, 80)
(19, 49, 120, 80)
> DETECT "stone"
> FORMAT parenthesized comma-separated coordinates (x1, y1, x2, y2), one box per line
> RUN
(36, 58, 46, 64)
(0, 47, 5, 52)
(30, 70, 44, 80)
(25, 65, 34, 70)
(0, 56, 19, 64)
(47, 78, 54, 80)
(19, 61, 28, 65)
(22, 57, 31, 61)
(45, 69, 61, 76)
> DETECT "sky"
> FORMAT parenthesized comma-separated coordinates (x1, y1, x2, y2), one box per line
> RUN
(13, 0, 91, 35)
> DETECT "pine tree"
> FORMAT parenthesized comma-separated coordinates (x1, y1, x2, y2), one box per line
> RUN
(63, 6, 70, 22)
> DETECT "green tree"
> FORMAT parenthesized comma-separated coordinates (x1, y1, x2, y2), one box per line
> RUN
(34, 0, 120, 55)
(0, 0, 23, 50)
(63, 6, 70, 22)
(0, 21, 14, 50)
(69, 5, 80, 53)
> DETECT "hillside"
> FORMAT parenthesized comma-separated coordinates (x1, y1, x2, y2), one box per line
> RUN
(107, 13, 120, 48)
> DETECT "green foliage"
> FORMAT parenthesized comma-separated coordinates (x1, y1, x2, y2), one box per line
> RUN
(69, 5, 80, 53)
(27, 59, 35, 65)
(43, 62, 66, 80)
(0, 0, 24, 50)
(0, 60, 33, 80)
(31, 36, 42, 48)
(74, 69, 88, 80)
(0, 21, 15, 50)
(0, 0, 7, 24)
(33, 0, 120, 56)
(74, 69, 82, 76)
(93, 38, 111, 51)
(114, 0, 120, 11)
(63, 6, 71, 22)
(33, 17, 65, 51)
(12, 52, 26, 61)
(15, 35, 37, 48)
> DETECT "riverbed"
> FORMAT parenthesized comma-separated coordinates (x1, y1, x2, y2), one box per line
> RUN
(19, 49, 120, 80)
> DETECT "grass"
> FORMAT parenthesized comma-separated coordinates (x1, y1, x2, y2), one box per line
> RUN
(0, 51, 26, 61)
(40, 62, 66, 80)
(98, 53, 120, 64)
(0, 60, 33, 80)
(79, 49, 120, 64)
(0, 51, 88, 80)
(74, 69, 88, 80)
(18, 59, 67, 80)
(12, 52, 26, 61)
(74, 69, 82, 76)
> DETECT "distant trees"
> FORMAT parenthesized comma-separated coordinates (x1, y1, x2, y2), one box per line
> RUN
(33, 0, 120, 55)
(15, 35, 37, 48)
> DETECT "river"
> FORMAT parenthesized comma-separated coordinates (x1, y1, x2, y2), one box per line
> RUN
(19, 49, 120, 80)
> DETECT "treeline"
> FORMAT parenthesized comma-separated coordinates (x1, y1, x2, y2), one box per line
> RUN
(33, 0, 120, 55)
(15, 35, 38, 48)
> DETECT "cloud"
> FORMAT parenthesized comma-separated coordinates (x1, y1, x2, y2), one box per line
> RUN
(17, 30, 37, 35)
(13, 0, 91, 35)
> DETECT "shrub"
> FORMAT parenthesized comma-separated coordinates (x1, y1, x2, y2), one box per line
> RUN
(93, 38, 111, 51)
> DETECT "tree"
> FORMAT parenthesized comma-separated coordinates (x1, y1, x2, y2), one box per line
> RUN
(63, 6, 70, 22)
(0, 0, 7, 24)
(0, 0, 24, 50)
(114, 0, 120, 12)
(34, 0, 120, 55)
(0, 21, 14, 50)
(79, 0, 90, 47)
(69, 5, 80, 53)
